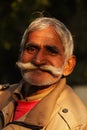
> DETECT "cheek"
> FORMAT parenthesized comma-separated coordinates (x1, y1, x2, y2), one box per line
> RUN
(52, 56, 65, 68)
(20, 51, 33, 63)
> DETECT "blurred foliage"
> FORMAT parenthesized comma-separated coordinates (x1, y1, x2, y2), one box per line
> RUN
(0, 0, 87, 85)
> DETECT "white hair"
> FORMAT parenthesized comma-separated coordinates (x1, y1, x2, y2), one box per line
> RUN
(20, 17, 74, 58)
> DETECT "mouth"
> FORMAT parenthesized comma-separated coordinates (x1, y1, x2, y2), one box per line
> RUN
(23, 68, 49, 73)
(23, 68, 58, 77)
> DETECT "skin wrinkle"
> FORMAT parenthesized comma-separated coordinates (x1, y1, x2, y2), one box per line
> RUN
(17, 26, 66, 87)
(17, 25, 76, 91)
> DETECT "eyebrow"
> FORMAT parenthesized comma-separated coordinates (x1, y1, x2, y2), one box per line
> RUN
(24, 42, 40, 50)
(45, 45, 60, 52)
(45, 45, 58, 50)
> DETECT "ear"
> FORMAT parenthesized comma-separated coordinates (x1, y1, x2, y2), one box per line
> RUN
(63, 55, 76, 76)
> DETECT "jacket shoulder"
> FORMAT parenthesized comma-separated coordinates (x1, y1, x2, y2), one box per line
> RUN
(0, 82, 20, 92)
(0, 83, 10, 91)
(57, 85, 87, 129)
(0, 82, 20, 110)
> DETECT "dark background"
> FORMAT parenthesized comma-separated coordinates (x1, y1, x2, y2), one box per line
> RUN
(0, 0, 87, 85)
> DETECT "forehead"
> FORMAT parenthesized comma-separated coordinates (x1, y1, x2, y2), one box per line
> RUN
(27, 26, 64, 49)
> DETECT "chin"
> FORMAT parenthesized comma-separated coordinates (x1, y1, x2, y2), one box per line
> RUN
(22, 71, 62, 86)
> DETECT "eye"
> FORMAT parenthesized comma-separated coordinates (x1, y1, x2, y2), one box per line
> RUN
(46, 46, 59, 55)
(24, 44, 38, 54)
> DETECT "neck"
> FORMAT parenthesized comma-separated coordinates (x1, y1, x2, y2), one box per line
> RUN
(21, 81, 59, 98)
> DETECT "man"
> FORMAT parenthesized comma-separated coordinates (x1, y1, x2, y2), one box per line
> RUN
(0, 17, 87, 130)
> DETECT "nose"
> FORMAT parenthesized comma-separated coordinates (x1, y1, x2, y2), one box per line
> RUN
(32, 50, 46, 66)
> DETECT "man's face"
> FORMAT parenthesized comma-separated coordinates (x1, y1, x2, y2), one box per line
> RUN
(19, 26, 65, 86)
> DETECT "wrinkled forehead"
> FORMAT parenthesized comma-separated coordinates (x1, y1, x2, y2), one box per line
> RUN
(21, 25, 62, 49)
(27, 26, 65, 52)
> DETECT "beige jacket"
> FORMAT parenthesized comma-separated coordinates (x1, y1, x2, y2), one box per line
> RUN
(0, 78, 87, 130)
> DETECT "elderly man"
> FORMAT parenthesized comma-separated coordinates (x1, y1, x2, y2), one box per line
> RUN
(0, 17, 87, 130)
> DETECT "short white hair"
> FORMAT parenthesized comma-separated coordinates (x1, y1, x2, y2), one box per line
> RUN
(20, 17, 74, 58)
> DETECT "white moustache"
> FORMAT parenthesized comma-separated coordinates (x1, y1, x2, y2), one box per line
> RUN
(16, 62, 63, 76)
(16, 62, 37, 70)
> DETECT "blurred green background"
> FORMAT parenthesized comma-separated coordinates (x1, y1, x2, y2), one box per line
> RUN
(0, 0, 87, 85)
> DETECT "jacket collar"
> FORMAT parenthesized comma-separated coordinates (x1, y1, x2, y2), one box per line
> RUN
(13, 78, 66, 102)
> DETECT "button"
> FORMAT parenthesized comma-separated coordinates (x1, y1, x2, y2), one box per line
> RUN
(62, 108, 68, 113)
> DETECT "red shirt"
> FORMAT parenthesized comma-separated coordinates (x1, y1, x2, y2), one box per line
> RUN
(13, 100, 39, 121)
